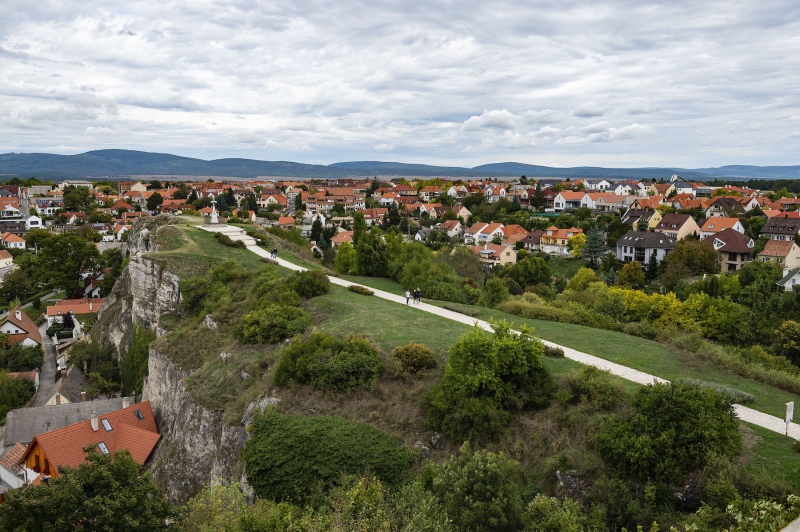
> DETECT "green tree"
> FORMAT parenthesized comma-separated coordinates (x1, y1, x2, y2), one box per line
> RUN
(119, 325, 155, 395)
(146, 192, 163, 211)
(294, 193, 303, 211)
(425, 320, 553, 442)
(353, 212, 367, 245)
(38, 233, 99, 291)
(0, 370, 35, 424)
(663, 239, 718, 277)
(0, 269, 33, 301)
(566, 233, 586, 258)
(500, 255, 552, 288)
(310, 217, 323, 244)
(62, 186, 94, 211)
(645, 252, 659, 281)
(583, 227, 605, 268)
(334, 241, 356, 274)
(482, 277, 510, 307)
(24, 228, 52, 253)
(355, 226, 387, 276)
(149, 179, 163, 190)
(596, 382, 741, 486)
(616, 261, 646, 289)
(774, 320, 800, 365)
(387, 205, 401, 226)
(424, 443, 526, 532)
(0, 447, 177, 530)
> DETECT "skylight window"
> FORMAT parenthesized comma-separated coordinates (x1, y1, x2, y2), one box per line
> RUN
(101, 418, 112, 431)
(134, 409, 144, 421)
(98, 442, 109, 455)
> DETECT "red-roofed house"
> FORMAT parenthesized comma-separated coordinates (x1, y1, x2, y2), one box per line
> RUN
(464, 222, 505, 245)
(0, 249, 12, 269)
(0, 307, 42, 347)
(469, 243, 517, 269)
(277, 216, 295, 230)
(540, 226, 583, 256)
(1, 232, 25, 249)
(758, 239, 800, 270)
(18, 401, 160, 479)
(330, 231, 354, 248)
(46, 298, 103, 328)
(699, 217, 745, 240)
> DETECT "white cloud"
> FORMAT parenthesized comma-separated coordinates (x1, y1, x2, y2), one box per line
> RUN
(0, 0, 797, 167)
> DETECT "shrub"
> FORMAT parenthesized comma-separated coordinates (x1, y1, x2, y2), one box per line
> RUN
(442, 303, 479, 317)
(565, 366, 629, 410)
(213, 232, 246, 248)
(424, 320, 553, 442)
(543, 345, 564, 358)
(0, 370, 35, 424)
(596, 382, 741, 486)
(391, 343, 437, 374)
(496, 299, 581, 324)
(347, 285, 373, 296)
(287, 270, 330, 298)
(622, 320, 658, 340)
(245, 409, 412, 504)
(422, 443, 526, 532)
(235, 306, 313, 344)
(0, 345, 44, 372)
(677, 378, 755, 404)
(274, 333, 383, 392)
(482, 277, 510, 308)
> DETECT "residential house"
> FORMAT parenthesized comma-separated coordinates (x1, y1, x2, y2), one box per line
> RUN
(484, 186, 506, 203)
(648, 183, 676, 197)
(521, 230, 545, 252)
(761, 215, 800, 241)
(419, 186, 443, 202)
(630, 196, 665, 210)
(469, 243, 517, 269)
(0, 249, 12, 269)
(8, 370, 39, 391)
(0, 307, 42, 347)
(673, 182, 698, 196)
(22, 215, 43, 231)
(540, 226, 583, 256)
(653, 213, 700, 240)
(447, 185, 469, 198)
(113, 224, 131, 241)
(1, 232, 25, 249)
(553, 191, 586, 211)
(414, 228, 433, 242)
(758, 240, 800, 270)
(673, 198, 706, 211)
(395, 185, 418, 197)
(45, 298, 103, 330)
(501, 224, 529, 246)
(584, 178, 613, 191)
(703, 229, 754, 272)
(330, 231, 354, 248)
(378, 193, 400, 207)
(438, 220, 463, 239)
(609, 182, 634, 196)
(699, 217, 745, 240)
(616, 231, 675, 264)
(447, 204, 472, 223)
(277, 216, 295, 230)
(538, 187, 557, 209)
(463, 222, 505, 245)
(778, 268, 800, 291)
(595, 194, 636, 213)
(704, 196, 746, 218)
(621, 209, 662, 230)
(45, 365, 93, 406)
(360, 208, 388, 226)
(18, 401, 160, 480)
(0, 442, 36, 497)
(419, 203, 443, 218)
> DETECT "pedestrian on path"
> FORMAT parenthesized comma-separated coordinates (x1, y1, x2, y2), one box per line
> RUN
(405, 289, 411, 305)
(413, 287, 421, 304)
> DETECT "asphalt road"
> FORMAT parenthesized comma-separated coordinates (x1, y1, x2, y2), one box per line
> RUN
(31, 322, 58, 407)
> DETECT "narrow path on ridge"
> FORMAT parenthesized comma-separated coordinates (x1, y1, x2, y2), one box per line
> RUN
(241, 240, 800, 439)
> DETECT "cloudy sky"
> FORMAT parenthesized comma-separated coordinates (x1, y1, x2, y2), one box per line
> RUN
(1, 0, 799, 168)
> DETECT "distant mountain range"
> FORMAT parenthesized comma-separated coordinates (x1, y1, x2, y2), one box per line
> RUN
(1, 149, 799, 181)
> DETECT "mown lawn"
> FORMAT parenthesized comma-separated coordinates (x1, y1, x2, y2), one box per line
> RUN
(324, 273, 800, 418)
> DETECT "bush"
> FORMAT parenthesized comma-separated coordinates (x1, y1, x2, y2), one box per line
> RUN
(287, 270, 330, 298)
(274, 333, 383, 392)
(235, 306, 313, 344)
(424, 321, 553, 442)
(245, 409, 412, 504)
(422, 443, 526, 532)
(622, 320, 658, 340)
(0, 370, 35, 424)
(442, 303, 479, 317)
(565, 365, 629, 410)
(677, 378, 755, 404)
(596, 382, 741, 486)
(391, 343, 437, 374)
(496, 299, 581, 324)
(543, 345, 564, 358)
(0, 344, 44, 371)
(213, 232, 245, 248)
(347, 285, 373, 296)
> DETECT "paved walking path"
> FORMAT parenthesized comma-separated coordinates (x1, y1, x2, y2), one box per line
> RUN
(234, 238, 800, 439)
(31, 322, 59, 407)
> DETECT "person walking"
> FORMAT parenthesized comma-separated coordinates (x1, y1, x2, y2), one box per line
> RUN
(413, 287, 421, 305)
(405, 289, 411, 305)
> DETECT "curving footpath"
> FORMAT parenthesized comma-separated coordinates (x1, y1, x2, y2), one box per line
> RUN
(241, 242, 800, 439)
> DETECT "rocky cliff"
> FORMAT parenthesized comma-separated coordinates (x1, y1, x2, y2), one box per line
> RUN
(93, 216, 260, 503)
(93, 216, 182, 351)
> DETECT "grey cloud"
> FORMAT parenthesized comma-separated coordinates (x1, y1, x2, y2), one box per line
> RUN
(574, 102, 608, 118)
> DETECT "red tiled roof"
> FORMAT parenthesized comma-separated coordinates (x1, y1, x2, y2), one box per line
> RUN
(2, 307, 42, 345)
(759, 239, 796, 258)
(1, 231, 25, 243)
(0, 442, 26, 475)
(331, 231, 354, 244)
(19, 401, 160, 473)
(46, 298, 103, 317)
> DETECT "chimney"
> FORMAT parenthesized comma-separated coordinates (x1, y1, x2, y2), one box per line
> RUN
(122, 397, 130, 409)
(89, 301, 93, 311)
(55, 393, 60, 405)
(91, 411, 98, 432)
(81, 391, 86, 402)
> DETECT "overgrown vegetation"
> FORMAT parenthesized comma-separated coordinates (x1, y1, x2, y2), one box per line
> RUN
(0, 370, 35, 424)
(119, 324, 156, 396)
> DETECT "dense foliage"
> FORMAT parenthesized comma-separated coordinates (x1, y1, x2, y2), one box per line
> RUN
(119, 324, 156, 395)
(0, 447, 177, 531)
(390, 342, 437, 374)
(425, 321, 553, 442)
(274, 333, 383, 392)
(245, 410, 412, 504)
(596, 382, 741, 486)
(235, 306, 313, 344)
(0, 370, 35, 424)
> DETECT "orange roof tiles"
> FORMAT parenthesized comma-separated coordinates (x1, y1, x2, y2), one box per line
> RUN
(46, 298, 103, 318)
(2, 306, 42, 345)
(20, 401, 159, 473)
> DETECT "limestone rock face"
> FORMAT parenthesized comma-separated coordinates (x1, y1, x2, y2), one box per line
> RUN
(142, 349, 249, 504)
